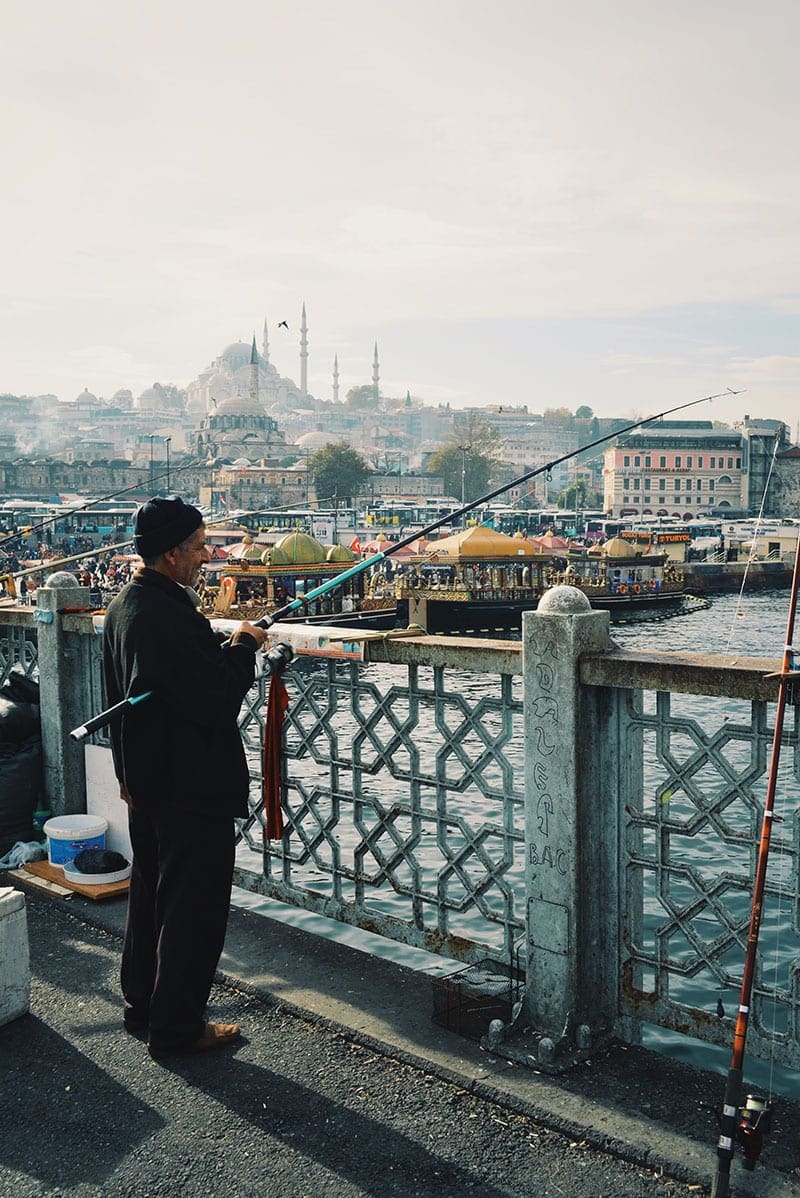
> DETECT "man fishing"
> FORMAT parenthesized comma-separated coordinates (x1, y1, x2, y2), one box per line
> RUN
(103, 496, 269, 1058)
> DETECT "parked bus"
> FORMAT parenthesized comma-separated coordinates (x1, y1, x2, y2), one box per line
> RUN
(365, 499, 457, 530)
(234, 507, 359, 536)
(0, 500, 137, 543)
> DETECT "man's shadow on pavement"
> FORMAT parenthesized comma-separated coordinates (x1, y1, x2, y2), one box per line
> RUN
(0, 1017, 165, 1190)
(159, 1049, 511, 1197)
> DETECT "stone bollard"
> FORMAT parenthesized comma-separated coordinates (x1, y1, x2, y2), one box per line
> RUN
(0, 887, 30, 1025)
(36, 574, 94, 816)
(523, 585, 629, 1066)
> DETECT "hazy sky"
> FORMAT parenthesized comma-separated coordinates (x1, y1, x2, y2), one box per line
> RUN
(2, 1, 799, 434)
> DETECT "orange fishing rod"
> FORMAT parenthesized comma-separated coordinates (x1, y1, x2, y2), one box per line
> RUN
(710, 529, 800, 1197)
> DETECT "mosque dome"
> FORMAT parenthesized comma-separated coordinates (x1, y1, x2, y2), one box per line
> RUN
(74, 388, 100, 405)
(216, 393, 265, 418)
(232, 457, 251, 467)
(296, 430, 330, 450)
(274, 530, 326, 564)
(326, 544, 356, 563)
(218, 342, 253, 373)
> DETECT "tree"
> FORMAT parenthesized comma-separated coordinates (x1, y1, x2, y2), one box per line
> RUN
(426, 411, 501, 504)
(575, 405, 593, 420)
(426, 444, 493, 504)
(451, 410, 502, 455)
(309, 443, 369, 504)
(345, 385, 376, 410)
(543, 407, 575, 424)
(556, 478, 603, 510)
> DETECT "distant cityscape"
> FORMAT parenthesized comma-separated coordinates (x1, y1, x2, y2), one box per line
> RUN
(1, 310, 798, 520)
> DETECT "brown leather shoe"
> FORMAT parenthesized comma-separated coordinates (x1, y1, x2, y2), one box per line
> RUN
(190, 1021, 240, 1053)
(148, 1021, 241, 1058)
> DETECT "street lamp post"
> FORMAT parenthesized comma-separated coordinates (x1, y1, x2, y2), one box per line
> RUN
(148, 435, 156, 494)
(165, 437, 171, 493)
(458, 444, 472, 511)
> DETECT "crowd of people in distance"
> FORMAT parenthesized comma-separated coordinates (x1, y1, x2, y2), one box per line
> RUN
(0, 527, 136, 607)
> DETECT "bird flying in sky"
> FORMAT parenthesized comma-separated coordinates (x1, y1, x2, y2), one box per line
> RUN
(277, 320, 289, 329)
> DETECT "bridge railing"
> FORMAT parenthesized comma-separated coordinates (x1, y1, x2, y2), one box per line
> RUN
(4, 581, 798, 1070)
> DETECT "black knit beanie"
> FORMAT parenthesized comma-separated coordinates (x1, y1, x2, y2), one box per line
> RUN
(133, 497, 203, 559)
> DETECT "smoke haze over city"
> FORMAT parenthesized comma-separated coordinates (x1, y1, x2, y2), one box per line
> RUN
(2, 0, 799, 432)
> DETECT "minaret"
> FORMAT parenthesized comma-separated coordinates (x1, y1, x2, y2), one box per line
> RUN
(333, 354, 340, 404)
(300, 303, 308, 398)
(262, 319, 270, 366)
(372, 342, 380, 402)
(249, 334, 259, 405)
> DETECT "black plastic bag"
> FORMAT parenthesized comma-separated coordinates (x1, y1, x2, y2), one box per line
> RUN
(0, 696, 40, 744)
(0, 736, 42, 857)
(0, 667, 40, 705)
(0, 667, 40, 745)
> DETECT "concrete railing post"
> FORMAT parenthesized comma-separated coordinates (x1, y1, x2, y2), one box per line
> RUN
(522, 585, 628, 1067)
(36, 578, 93, 816)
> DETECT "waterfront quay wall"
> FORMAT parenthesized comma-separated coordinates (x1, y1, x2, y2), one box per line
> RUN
(2, 581, 799, 1074)
(683, 558, 794, 593)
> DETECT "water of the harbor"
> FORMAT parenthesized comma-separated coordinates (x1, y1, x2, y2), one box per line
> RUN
(239, 589, 800, 1097)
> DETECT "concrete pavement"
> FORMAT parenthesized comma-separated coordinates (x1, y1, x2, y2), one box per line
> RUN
(2, 881, 799, 1197)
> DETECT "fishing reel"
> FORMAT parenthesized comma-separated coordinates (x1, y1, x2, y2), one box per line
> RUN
(734, 1094, 773, 1170)
(264, 642, 294, 674)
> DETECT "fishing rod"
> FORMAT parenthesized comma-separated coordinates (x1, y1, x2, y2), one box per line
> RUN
(247, 388, 738, 631)
(10, 539, 135, 583)
(6, 494, 347, 583)
(0, 453, 347, 553)
(710, 528, 800, 1197)
(69, 642, 296, 742)
(0, 460, 200, 552)
(68, 388, 733, 738)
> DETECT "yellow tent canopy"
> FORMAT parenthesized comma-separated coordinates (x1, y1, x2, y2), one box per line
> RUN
(422, 524, 542, 561)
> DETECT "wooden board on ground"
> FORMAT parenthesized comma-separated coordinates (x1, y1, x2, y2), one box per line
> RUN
(21, 859, 130, 900)
(6, 867, 73, 899)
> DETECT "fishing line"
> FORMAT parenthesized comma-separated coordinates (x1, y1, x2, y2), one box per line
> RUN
(764, 526, 800, 1103)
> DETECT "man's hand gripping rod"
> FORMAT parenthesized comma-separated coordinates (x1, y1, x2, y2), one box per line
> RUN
(69, 638, 294, 742)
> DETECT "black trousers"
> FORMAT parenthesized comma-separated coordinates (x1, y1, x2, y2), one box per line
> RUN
(122, 804, 236, 1051)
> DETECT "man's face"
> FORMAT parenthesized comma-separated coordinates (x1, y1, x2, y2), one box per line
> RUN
(167, 526, 211, 587)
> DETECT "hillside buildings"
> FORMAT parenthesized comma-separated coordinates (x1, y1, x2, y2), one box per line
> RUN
(2, 308, 796, 517)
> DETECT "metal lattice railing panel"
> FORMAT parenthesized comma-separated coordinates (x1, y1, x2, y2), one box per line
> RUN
(0, 620, 39, 686)
(622, 688, 800, 1067)
(236, 658, 525, 965)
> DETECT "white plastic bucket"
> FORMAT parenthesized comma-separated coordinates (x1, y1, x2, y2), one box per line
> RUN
(43, 815, 108, 868)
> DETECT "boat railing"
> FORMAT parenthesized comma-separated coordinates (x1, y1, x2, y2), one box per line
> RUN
(5, 580, 799, 1072)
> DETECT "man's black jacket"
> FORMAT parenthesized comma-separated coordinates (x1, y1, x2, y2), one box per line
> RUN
(103, 568, 258, 816)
